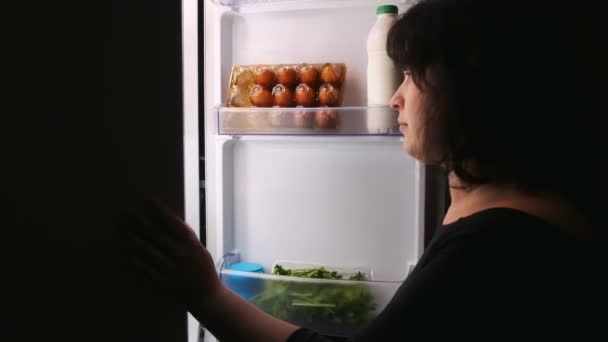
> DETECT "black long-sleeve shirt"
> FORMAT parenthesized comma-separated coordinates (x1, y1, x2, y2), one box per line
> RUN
(288, 208, 596, 341)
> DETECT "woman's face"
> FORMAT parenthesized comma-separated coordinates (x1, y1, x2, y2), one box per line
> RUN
(389, 72, 429, 161)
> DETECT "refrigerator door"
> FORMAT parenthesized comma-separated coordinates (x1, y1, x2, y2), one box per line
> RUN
(16, 0, 195, 341)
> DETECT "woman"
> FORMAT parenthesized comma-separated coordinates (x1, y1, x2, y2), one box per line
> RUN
(124, 0, 600, 340)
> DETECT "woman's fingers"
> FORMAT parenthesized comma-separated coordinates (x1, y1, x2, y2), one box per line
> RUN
(125, 229, 172, 273)
(145, 198, 195, 241)
(129, 254, 162, 281)
(126, 211, 179, 257)
(117, 198, 219, 312)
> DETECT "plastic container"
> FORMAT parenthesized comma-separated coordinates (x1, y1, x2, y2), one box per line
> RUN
(366, 5, 400, 133)
(218, 106, 401, 135)
(220, 268, 401, 337)
(223, 262, 265, 300)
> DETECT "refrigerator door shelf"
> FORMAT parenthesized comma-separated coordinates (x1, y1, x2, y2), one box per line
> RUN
(220, 268, 401, 337)
(218, 106, 401, 136)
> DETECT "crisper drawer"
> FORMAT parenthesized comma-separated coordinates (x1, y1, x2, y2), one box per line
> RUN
(220, 268, 401, 338)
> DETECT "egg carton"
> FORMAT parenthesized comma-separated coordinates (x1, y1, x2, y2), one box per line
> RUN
(226, 63, 347, 108)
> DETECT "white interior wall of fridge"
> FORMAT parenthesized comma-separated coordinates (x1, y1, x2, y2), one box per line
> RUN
(214, 0, 415, 107)
(219, 3, 405, 106)
(216, 136, 424, 281)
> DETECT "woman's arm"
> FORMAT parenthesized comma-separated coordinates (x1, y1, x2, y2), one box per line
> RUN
(120, 199, 299, 341)
(194, 285, 299, 341)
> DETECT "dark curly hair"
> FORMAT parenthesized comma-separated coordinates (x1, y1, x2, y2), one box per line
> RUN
(387, 0, 604, 226)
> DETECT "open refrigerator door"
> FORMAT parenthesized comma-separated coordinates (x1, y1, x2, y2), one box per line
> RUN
(197, 0, 427, 341)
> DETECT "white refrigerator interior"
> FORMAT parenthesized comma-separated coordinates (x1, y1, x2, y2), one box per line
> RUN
(197, 1, 420, 341)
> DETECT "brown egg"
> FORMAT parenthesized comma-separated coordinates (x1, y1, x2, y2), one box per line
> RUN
(298, 65, 319, 87)
(276, 66, 298, 88)
(315, 107, 339, 129)
(254, 67, 277, 89)
(293, 109, 314, 128)
(250, 85, 274, 107)
(272, 84, 294, 107)
(294, 83, 317, 107)
(318, 83, 341, 107)
(321, 63, 344, 86)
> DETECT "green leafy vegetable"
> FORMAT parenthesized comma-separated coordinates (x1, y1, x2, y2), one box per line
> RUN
(250, 265, 376, 329)
(348, 272, 366, 281)
(272, 265, 344, 280)
(272, 264, 291, 276)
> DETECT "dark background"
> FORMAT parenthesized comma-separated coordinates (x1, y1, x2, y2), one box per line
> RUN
(12, 1, 188, 341)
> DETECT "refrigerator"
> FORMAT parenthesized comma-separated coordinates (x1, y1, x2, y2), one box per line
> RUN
(190, 0, 448, 341)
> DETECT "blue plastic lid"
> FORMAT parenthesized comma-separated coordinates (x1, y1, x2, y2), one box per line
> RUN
(229, 262, 264, 273)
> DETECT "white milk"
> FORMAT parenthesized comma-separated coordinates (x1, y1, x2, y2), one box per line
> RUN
(366, 5, 400, 134)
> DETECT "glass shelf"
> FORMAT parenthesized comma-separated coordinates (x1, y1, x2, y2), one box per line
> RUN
(217, 106, 401, 136)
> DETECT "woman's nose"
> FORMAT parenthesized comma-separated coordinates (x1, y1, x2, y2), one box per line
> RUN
(389, 92, 403, 111)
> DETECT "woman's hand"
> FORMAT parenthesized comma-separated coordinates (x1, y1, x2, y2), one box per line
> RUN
(120, 198, 220, 318)
(118, 198, 300, 341)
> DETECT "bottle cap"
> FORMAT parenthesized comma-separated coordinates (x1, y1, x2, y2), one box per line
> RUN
(377, 5, 398, 15)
